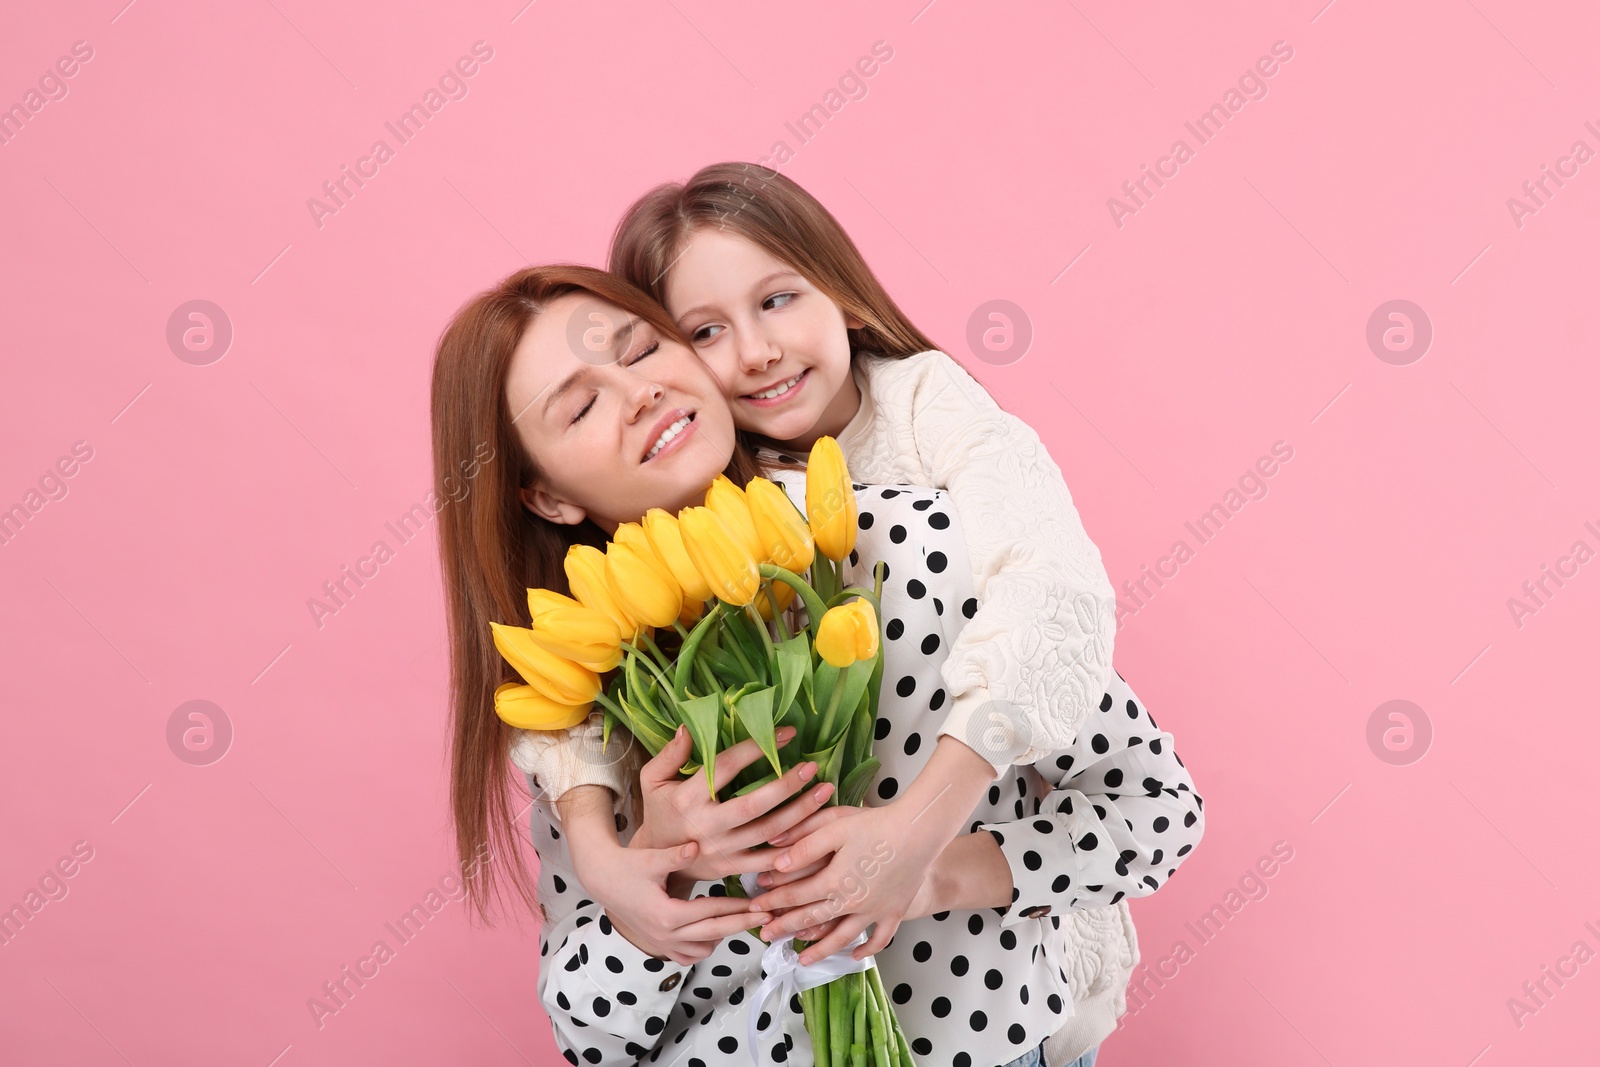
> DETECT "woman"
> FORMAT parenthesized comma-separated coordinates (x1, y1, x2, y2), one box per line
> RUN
(430, 266, 1204, 1065)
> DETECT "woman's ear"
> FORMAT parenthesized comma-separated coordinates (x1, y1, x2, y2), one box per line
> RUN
(519, 483, 587, 526)
(844, 312, 866, 330)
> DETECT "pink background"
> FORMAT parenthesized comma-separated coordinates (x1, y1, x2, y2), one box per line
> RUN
(2, 0, 1596, 1063)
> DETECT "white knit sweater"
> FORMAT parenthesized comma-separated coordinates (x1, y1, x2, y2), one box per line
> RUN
(510, 349, 1131, 1061)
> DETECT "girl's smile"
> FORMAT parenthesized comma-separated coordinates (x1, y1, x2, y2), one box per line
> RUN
(739, 367, 810, 407)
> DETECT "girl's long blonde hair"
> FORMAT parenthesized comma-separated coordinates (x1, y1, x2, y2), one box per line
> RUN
(609, 162, 943, 365)
(431, 264, 784, 925)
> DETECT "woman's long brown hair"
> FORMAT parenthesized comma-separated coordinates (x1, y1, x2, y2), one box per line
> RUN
(609, 162, 943, 365)
(431, 264, 788, 926)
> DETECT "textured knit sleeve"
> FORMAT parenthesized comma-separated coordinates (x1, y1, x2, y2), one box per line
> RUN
(535, 861, 697, 1062)
(905, 351, 1119, 771)
(978, 671, 1204, 927)
(508, 714, 639, 815)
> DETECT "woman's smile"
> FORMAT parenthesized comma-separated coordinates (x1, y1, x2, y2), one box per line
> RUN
(642, 409, 697, 463)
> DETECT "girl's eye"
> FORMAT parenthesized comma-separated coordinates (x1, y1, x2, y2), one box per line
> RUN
(691, 324, 724, 344)
(764, 292, 797, 311)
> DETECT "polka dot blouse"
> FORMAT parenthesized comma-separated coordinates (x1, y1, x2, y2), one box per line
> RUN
(530, 473, 1205, 1067)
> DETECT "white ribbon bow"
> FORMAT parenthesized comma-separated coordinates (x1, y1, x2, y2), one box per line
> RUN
(740, 873, 875, 1064)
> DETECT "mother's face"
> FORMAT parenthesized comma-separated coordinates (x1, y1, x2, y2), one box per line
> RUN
(506, 292, 737, 533)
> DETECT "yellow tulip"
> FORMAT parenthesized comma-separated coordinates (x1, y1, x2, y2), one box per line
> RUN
(705, 474, 764, 560)
(490, 621, 602, 704)
(815, 599, 879, 668)
(606, 541, 683, 628)
(565, 544, 642, 641)
(493, 682, 591, 731)
(528, 603, 622, 671)
(678, 506, 761, 606)
(746, 476, 816, 574)
(678, 597, 707, 628)
(527, 587, 581, 621)
(642, 508, 712, 602)
(806, 436, 857, 562)
(613, 522, 679, 591)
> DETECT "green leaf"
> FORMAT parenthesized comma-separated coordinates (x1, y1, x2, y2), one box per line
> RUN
(733, 686, 783, 778)
(774, 634, 809, 722)
(835, 657, 874, 724)
(725, 609, 771, 685)
(820, 736, 848, 792)
(673, 602, 724, 699)
(811, 660, 840, 719)
(837, 758, 880, 808)
(617, 696, 673, 754)
(678, 693, 722, 798)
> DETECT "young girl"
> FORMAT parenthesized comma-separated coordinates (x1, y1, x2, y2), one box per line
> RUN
(428, 264, 1203, 1065)
(611, 164, 1134, 1063)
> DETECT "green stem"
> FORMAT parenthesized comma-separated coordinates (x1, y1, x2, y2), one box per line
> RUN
(759, 564, 831, 637)
(626, 644, 675, 694)
(817, 675, 846, 745)
(766, 579, 791, 643)
(724, 631, 758, 678)
(635, 629, 673, 674)
(742, 602, 776, 666)
(672, 601, 726, 699)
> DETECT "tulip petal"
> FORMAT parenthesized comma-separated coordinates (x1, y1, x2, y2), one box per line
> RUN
(493, 682, 591, 731)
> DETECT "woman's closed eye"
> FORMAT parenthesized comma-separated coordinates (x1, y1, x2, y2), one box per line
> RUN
(568, 341, 660, 425)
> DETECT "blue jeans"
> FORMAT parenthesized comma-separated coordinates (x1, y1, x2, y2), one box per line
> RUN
(999, 1043, 1099, 1067)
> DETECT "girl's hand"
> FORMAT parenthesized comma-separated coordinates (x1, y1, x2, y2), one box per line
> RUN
(749, 801, 946, 966)
(631, 724, 836, 884)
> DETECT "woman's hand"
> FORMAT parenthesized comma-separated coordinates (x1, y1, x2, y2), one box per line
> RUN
(631, 724, 836, 884)
(747, 801, 947, 966)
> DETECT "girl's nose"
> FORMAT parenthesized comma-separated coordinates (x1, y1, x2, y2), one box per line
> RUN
(736, 329, 780, 373)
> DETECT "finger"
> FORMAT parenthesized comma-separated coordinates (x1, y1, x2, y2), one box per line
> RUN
(755, 883, 844, 934)
(700, 845, 809, 879)
(668, 892, 766, 924)
(795, 914, 872, 967)
(640, 725, 693, 785)
(742, 870, 838, 921)
(753, 856, 829, 890)
(772, 821, 848, 873)
(706, 727, 796, 791)
(854, 916, 898, 959)
(716, 759, 820, 835)
(633, 840, 699, 878)
(764, 802, 855, 849)
(676, 909, 772, 942)
(793, 915, 845, 943)
(724, 780, 835, 852)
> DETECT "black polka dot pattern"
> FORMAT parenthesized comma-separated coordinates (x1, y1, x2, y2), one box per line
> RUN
(527, 468, 1204, 1064)
(977, 669, 1204, 924)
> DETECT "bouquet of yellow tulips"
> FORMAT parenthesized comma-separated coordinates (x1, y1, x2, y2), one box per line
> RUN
(490, 436, 915, 1066)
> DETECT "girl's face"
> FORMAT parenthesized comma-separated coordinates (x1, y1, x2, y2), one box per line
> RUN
(505, 292, 737, 534)
(663, 228, 863, 450)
